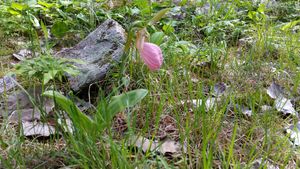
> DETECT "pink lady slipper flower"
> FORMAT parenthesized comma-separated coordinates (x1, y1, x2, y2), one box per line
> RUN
(136, 29, 163, 71)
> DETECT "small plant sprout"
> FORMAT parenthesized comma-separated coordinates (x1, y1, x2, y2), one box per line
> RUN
(15, 55, 81, 85)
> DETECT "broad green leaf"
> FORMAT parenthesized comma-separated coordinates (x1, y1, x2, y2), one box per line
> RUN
(11, 3, 28, 11)
(43, 91, 94, 133)
(28, 70, 36, 76)
(133, 0, 150, 14)
(257, 4, 265, 13)
(43, 72, 52, 84)
(8, 9, 21, 15)
(38, 1, 55, 9)
(150, 32, 165, 45)
(149, 8, 170, 25)
(248, 11, 256, 20)
(281, 20, 300, 31)
(106, 89, 148, 121)
(51, 21, 68, 38)
(43, 70, 58, 84)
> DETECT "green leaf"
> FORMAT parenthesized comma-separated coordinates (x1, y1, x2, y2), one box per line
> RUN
(43, 91, 94, 133)
(281, 20, 300, 31)
(11, 3, 28, 11)
(43, 70, 58, 84)
(179, 0, 188, 6)
(162, 24, 174, 34)
(150, 31, 165, 45)
(257, 4, 265, 13)
(28, 70, 36, 77)
(38, 1, 55, 9)
(8, 9, 21, 15)
(248, 11, 256, 20)
(133, 0, 150, 14)
(106, 89, 148, 121)
(40, 20, 48, 40)
(149, 8, 170, 25)
(51, 21, 68, 38)
(43, 72, 52, 84)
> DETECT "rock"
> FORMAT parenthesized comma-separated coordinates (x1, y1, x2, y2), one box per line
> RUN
(0, 75, 17, 94)
(9, 108, 42, 123)
(56, 19, 126, 91)
(8, 104, 53, 123)
(0, 87, 53, 118)
(12, 49, 32, 61)
(1, 87, 42, 111)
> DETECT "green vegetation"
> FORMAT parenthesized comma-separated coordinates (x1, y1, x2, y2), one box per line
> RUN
(1, 0, 300, 168)
(15, 55, 81, 85)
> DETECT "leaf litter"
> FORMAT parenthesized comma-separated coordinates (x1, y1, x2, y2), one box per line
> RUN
(286, 122, 300, 146)
(266, 82, 298, 116)
(0, 86, 77, 137)
(130, 136, 186, 157)
(267, 82, 284, 99)
(266, 82, 300, 146)
(274, 97, 298, 116)
(181, 82, 228, 112)
(182, 97, 218, 112)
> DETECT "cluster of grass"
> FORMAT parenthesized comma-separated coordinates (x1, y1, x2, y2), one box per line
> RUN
(1, 0, 300, 168)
